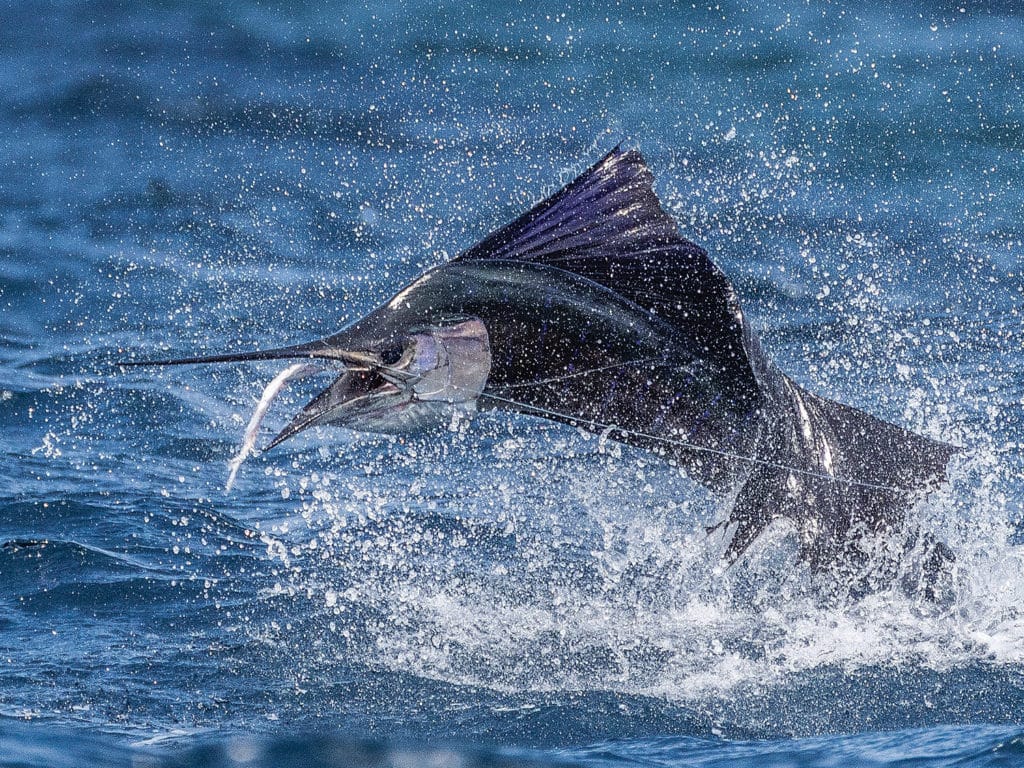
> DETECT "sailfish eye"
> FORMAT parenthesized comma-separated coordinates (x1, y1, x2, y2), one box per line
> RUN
(378, 344, 404, 367)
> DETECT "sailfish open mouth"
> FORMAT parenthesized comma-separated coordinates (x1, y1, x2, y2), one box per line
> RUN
(265, 366, 406, 450)
(122, 318, 491, 489)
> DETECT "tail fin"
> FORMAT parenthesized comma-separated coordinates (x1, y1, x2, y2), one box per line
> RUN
(724, 381, 958, 569)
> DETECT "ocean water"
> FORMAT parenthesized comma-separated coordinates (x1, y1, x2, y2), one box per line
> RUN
(2, 1, 1023, 766)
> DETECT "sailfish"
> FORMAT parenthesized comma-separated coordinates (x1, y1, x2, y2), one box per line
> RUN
(124, 147, 958, 595)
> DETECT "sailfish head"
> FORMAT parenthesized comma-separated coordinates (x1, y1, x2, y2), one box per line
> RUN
(122, 310, 492, 449)
(265, 317, 491, 445)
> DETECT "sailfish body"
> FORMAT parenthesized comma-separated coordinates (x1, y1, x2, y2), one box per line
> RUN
(126, 148, 957, 590)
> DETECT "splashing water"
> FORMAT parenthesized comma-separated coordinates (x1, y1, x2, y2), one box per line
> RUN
(237, 415, 1019, 720)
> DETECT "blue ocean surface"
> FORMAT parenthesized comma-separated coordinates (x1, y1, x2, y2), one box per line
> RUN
(2, 1, 1023, 766)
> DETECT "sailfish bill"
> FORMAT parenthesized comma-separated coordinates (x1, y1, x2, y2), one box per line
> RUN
(123, 147, 959, 597)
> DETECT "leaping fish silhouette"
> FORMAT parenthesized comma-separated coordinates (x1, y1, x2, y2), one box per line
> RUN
(124, 147, 958, 593)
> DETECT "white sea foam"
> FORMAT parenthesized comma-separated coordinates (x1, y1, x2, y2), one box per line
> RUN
(245, 414, 1023, 709)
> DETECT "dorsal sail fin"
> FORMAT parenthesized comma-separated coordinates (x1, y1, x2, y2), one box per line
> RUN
(454, 146, 759, 400)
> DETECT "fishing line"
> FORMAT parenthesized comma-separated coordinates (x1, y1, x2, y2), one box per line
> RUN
(477, 390, 909, 494)
(495, 356, 686, 390)
(364, 355, 910, 493)
(239, 353, 909, 494)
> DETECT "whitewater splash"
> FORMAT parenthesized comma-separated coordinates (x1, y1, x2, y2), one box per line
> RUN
(235, 409, 1021, 718)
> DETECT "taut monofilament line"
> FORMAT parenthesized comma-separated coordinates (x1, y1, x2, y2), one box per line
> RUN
(476, 391, 911, 494)
(226, 352, 915, 495)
